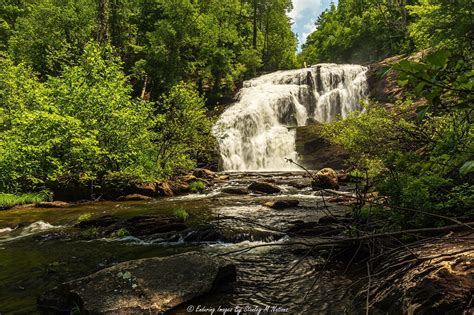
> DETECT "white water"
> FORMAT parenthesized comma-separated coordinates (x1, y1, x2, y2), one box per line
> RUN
(213, 64, 368, 171)
(0, 220, 61, 243)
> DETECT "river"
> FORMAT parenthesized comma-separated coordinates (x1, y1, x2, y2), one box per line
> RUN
(0, 171, 358, 314)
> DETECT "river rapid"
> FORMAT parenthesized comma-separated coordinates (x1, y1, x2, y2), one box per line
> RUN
(0, 171, 358, 314)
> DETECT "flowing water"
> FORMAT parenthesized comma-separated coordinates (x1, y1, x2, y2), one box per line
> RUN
(0, 172, 356, 314)
(213, 64, 368, 171)
(1, 65, 367, 314)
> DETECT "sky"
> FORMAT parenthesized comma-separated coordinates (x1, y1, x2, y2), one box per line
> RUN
(289, 0, 337, 51)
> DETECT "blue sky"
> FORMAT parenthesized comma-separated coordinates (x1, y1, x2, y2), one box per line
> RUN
(289, 0, 337, 51)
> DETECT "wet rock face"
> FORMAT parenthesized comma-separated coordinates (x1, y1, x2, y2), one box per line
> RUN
(38, 252, 236, 314)
(248, 181, 281, 194)
(295, 124, 350, 170)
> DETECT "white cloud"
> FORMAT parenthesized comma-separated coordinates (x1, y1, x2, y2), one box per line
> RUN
(301, 21, 317, 44)
(289, 0, 334, 49)
(289, 0, 322, 20)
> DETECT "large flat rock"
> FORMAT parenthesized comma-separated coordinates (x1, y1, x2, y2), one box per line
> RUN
(38, 252, 236, 314)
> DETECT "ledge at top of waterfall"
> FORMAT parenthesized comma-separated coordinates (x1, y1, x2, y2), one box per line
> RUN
(213, 64, 368, 172)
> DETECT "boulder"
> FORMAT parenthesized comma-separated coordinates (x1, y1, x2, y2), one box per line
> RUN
(132, 183, 156, 197)
(156, 182, 174, 197)
(38, 252, 236, 314)
(221, 187, 250, 195)
(117, 194, 152, 201)
(193, 168, 217, 179)
(181, 174, 198, 183)
(172, 182, 191, 194)
(295, 124, 349, 170)
(36, 201, 70, 208)
(312, 168, 339, 190)
(264, 199, 299, 209)
(248, 182, 281, 194)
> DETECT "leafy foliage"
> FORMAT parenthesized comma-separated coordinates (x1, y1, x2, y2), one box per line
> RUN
(0, 191, 51, 209)
(154, 82, 214, 176)
(0, 43, 157, 192)
(406, 0, 473, 56)
(173, 208, 189, 221)
(1, 0, 296, 101)
(300, 0, 414, 64)
(322, 102, 473, 228)
(189, 181, 206, 193)
(300, 0, 473, 65)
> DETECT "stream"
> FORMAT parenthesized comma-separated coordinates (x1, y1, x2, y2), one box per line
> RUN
(0, 171, 357, 314)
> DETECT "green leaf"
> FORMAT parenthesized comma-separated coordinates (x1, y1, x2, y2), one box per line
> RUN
(460, 161, 474, 176)
(426, 50, 448, 68)
(416, 105, 430, 121)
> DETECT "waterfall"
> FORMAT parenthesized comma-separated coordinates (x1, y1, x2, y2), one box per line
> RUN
(213, 64, 368, 171)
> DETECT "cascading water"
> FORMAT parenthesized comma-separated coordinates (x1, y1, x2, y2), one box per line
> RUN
(213, 64, 368, 171)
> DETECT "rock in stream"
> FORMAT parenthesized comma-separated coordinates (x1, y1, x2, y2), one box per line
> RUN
(38, 252, 236, 314)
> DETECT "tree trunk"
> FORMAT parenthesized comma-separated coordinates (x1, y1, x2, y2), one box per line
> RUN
(252, 0, 257, 48)
(98, 0, 110, 42)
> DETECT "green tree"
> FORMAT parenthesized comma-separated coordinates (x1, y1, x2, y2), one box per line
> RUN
(407, 0, 473, 57)
(154, 82, 214, 175)
(301, 0, 414, 64)
(8, 0, 97, 76)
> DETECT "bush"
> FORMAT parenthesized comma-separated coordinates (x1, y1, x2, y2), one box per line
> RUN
(154, 82, 214, 176)
(322, 102, 473, 228)
(0, 43, 157, 192)
(189, 181, 206, 193)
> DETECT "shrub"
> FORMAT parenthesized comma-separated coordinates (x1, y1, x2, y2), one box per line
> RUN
(154, 82, 214, 176)
(189, 181, 206, 193)
(322, 102, 473, 228)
